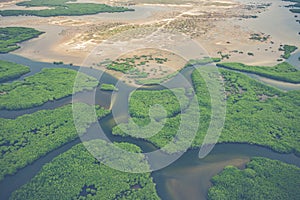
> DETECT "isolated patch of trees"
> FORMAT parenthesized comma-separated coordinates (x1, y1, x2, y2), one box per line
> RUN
(279, 44, 298, 59)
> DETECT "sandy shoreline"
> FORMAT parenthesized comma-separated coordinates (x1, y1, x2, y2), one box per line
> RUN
(0, 0, 299, 83)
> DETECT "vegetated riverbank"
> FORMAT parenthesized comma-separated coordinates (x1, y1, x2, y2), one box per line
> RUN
(217, 62, 300, 83)
(0, 60, 30, 82)
(152, 144, 300, 200)
(208, 157, 300, 200)
(100, 83, 119, 91)
(279, 44, 298, 59)
(0, 27, 44, 53)
(0, 54, 132, 119)
(0, 68, 98, 110)
(201, 68, 299, 155)
(112, 88, 195, 152)
(0, 0, 134, 17)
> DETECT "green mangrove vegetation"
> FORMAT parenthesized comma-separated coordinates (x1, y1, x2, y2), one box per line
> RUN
(100, 83, 118, 92)
(114, 68, 300, 155)
(190, 70, 214, 147)
(0, 1, 299, 199)
(197, 69, 300, 155)
(0, 103, 110, 181)
(106, 54, 168, 74)
(208, 157, 300, 200)
(105, 54, 180, 85)
(249, 33, 270, 42)
(0, 0, 134, 17)
(128, 88, 189, 123)
(0, 68, 98, 110)
(10, 140, 160, 200)
(217, 62, 300, 83)
(279, 44, 298, 59)
(112, 88, 201, 150)
(0, 27, 44, 53)
(0, 60, 30, 82)
(113, 114, 181, 147)
(107, 60, 135, 73)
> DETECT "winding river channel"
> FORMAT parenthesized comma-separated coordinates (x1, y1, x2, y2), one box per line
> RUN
(0, 53, 299, 200)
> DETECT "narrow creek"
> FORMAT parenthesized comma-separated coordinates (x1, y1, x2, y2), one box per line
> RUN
(0, 53, 299, 200)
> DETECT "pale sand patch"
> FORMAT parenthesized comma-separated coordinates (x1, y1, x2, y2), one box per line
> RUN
(195, 19, 284, 66)
(49, 19, 91, 27)
(0, 5, 53, 10)
(1, 3, 179, 65)
(0, 0, 23, 9)
(1, 0, 297, 75)
(91, 48, 188, 86)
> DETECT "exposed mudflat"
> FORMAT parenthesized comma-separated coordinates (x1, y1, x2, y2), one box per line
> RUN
(0, 0, 299, 81)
